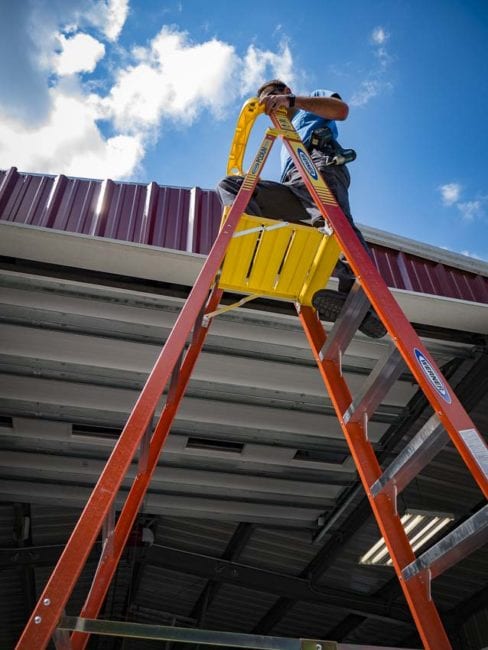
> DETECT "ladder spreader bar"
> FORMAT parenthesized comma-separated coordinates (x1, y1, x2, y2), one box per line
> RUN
(59, 616, 299, 650)
(233, 221, 290, 238)
(58, 616, 419, 650)
(204, 294, 259, 321)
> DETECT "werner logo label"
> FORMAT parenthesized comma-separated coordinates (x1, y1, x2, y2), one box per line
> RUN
(277, 115, 291, 129)
(414, 348, 452, 404)
(250, 144, 269, 174)
(297, 148, 318, 180)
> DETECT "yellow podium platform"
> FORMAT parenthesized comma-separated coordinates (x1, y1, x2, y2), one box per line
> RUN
(218, 214, 340, 305)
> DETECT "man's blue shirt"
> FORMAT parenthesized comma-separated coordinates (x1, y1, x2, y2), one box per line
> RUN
(280, 89, 340, 182)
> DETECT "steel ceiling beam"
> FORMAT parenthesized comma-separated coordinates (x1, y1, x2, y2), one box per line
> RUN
(189, 522, 255, 625)
(0, 542, 411, 626)
(142, 544, 412, 625)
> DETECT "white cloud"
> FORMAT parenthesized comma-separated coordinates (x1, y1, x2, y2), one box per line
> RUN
(438, 183, 486, 224)
(349, 27, 393, 107)
(457, 200, 482, 221)
(439, 182, 462, 205)
(99, 27, 240, 133)
(241, 42, 294, 94)
(0, 89, 143, 180)
(371, 27, 389, 45)
(84, 0, 129, 42)
(375, 46, 392, 68)
(0, 0, 130, 123)
(0, 19, 293, 180)
(99, 26, 293, 134)
(350, 80, 389, 107)
(460, 250, 483, 259)
(104, 0, 130, 41)
(53, 33, 105, 75)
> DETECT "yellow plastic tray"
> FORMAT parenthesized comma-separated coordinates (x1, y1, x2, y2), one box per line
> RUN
(218, 214, 340, 306)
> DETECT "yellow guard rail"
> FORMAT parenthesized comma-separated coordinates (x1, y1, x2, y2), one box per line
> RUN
(218, 98, 340, 306)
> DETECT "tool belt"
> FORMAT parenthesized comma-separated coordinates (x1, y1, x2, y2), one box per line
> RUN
(308, 127, 356, 166)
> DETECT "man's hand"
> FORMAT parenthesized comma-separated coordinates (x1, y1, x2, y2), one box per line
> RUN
(259, 93, 292, 115)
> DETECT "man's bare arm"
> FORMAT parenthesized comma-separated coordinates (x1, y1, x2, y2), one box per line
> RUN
(260, 93, 349, 120)
(292, 95, 348, 120)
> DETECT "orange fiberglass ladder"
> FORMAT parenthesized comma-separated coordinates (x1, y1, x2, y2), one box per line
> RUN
(16, 99, 488, 650)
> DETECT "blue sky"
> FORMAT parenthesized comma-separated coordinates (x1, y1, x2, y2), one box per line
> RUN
(1, 0, 487, 261)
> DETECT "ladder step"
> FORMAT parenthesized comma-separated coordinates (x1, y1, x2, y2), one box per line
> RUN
(402, 504, 488, 581)
(370, 414, 448, 497)
(343, 345, 404, 425)
(320, 283, 371, 361)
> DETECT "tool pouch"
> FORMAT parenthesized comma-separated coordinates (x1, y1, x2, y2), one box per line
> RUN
(308, 127, 356, 166)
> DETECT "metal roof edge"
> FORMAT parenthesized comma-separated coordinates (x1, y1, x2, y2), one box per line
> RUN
(0, 220, 205, 287)
(1, 221, 487, 335)
(2, 167, 485, 277)
(360, 223, 488, 276)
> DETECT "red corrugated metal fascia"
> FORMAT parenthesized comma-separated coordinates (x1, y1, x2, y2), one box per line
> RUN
(373, 244, 488, 303)
(1, 167, 487, 303)
(0, 167, 208, 254)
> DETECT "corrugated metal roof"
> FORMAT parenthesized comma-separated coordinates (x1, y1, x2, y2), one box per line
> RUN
(372, 244, 488, 302)
(1, 167, 487, 302)
(237, 527, 318, 576)
(202, 583, 279, 633)
(272, 601, 353, 641)
(0, 167, 220, 255)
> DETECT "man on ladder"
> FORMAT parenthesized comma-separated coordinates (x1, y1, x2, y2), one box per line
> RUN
(217, 78, 386, 338)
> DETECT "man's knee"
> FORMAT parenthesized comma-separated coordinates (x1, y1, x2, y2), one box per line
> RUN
(217, 175, 243, 199)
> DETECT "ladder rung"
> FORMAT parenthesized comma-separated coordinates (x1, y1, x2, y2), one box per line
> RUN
(138, 425, 152, 474)
(320, 284, 370, 361)
(101, 505, 115, 558)
(370, 415, 448, 497)
(167, 350, 184, 405)
(57, 616, 417, 650)
(343, 345, 404, 425)
(402, 504, 488, 581)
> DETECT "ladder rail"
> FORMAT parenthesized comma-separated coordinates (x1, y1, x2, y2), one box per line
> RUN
(269, 109, 488, 499)
(69, 287, 223, 650)
(16, 127, 279, 650)
(298, 305, 452, 650)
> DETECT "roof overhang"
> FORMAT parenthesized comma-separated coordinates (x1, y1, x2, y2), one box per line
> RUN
(1, 220, 487, 335)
